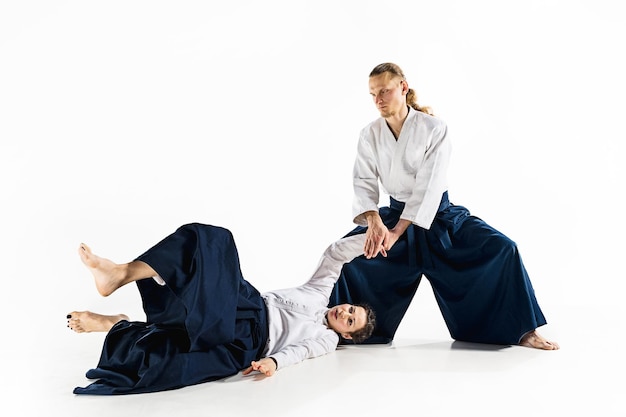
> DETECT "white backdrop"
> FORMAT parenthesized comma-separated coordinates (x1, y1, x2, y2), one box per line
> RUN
(1, 0, 624, 388)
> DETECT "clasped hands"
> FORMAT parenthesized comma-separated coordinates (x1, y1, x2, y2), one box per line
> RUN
(363, 213, 410, 259)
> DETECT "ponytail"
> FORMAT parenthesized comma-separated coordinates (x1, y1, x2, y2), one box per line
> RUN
(406, 88, 433, 116)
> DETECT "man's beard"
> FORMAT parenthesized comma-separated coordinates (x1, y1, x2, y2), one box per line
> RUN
(379, 108, 396, 118)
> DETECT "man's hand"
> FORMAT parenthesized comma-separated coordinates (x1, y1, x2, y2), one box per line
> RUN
(386, 219, 412, 251)
(363, 211, 389, 259)
(242, 358, 277, 377)
(363, 214, 413, 258)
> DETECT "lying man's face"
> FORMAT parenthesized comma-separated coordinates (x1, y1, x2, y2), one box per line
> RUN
(327, 304, 367, 339)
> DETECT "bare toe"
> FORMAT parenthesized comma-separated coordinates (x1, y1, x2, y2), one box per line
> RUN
(66, 311, 128, 333)
(520, 330, 560, 350)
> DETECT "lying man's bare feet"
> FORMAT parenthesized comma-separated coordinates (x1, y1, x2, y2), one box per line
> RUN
(78, 243, 125, 296)
(67, 311, 129, 333)
(519, 330, 560, 350)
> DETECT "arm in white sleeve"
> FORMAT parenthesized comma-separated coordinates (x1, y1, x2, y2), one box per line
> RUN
(304, 234, 366, 297)
(269, 332, 339, 370)
(352, 133, 381, 225)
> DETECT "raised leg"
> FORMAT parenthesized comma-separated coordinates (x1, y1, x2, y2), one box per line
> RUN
(78, 243, 156, 296)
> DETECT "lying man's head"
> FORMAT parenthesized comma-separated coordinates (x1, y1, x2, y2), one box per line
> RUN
(327, 303, 376, 343)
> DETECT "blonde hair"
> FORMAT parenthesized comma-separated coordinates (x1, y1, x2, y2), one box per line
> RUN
(369, 63, 434, 116)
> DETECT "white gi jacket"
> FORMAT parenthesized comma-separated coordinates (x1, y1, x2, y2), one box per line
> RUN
(261, 233, 365, 369)
(352, 107, 451, 230)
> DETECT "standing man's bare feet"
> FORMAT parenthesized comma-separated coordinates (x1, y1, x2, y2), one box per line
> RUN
(519, 330, 560, 350)
(78, 243, 125, 296)
(67, 311, 129, 333)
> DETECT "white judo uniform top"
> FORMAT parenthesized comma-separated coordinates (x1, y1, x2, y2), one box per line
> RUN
(261, 233, 365, 369)
(352, 107, 452, 230)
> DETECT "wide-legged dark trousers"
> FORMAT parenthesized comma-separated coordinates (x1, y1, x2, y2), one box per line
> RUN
(329, 193, 547, 345)
(74, 223, 268, 395)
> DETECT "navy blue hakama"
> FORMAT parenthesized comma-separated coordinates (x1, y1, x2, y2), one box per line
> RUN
(73, 223, 268, 395)
(329, 192, 547, 345)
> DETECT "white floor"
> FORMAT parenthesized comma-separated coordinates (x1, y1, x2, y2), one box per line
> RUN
(5, 282, 624, 417)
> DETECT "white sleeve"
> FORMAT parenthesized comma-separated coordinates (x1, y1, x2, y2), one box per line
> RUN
(304, 234, 366, 297)
(352, 132, 381, 225)
(269, 332, 339, 370)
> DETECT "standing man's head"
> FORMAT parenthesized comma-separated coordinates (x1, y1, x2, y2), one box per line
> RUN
(369, 62, 433, 117)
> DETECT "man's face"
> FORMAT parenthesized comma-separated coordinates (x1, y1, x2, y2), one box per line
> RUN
(369, 73, 407, 118)
(327, 304, 367, 339)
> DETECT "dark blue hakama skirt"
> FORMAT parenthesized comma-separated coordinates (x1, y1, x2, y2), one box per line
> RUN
(73, 223, 268, 395)
(329, 192, 547, 345)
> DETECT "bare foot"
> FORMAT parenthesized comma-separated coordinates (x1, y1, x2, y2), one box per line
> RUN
(67, 311, 129, 333)
(519, 330, 560, 350)
(78, 243, 125, 296)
